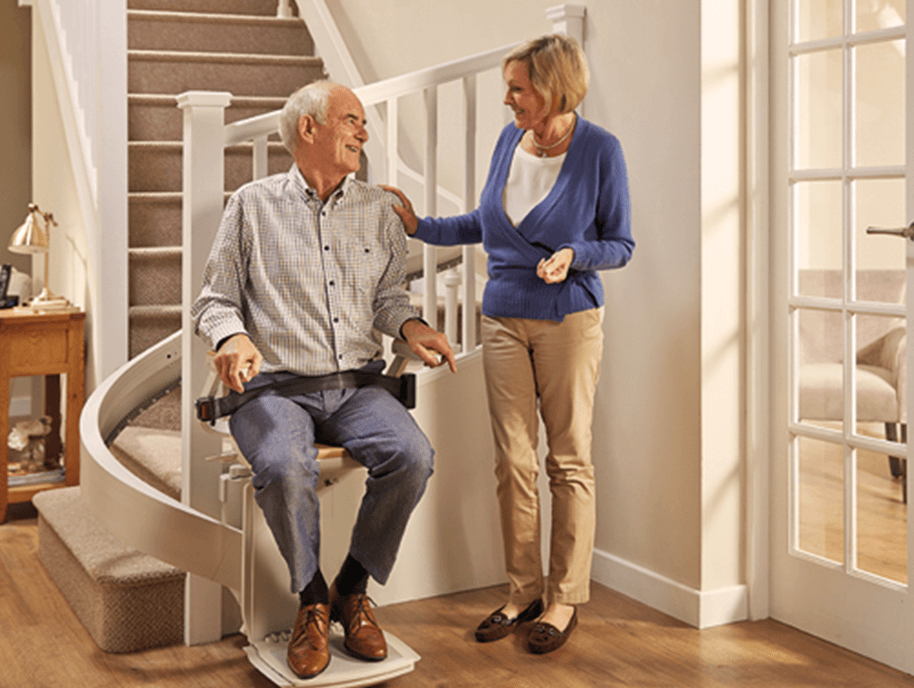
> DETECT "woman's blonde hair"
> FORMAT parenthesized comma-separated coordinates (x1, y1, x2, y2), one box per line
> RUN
(503, 34, 589, 115)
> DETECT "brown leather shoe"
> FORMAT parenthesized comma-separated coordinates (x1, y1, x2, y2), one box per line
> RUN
(329, 585, 388, 662)
(287, 603, 331, 679)
(475, 598, 544, 642)
(527, 606, 578, 654)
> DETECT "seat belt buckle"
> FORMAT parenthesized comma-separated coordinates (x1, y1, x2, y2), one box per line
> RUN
(195, 396, 216, 425)
(400, 373, 416, 409)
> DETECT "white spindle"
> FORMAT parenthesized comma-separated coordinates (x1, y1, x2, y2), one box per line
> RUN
(277, 0, 293, 18)
(422, 87, 438, 326)
(461, 75, 478, 352)
(252, 134, 269, 181)
(387, 97, 399, 185)
(444, 269, 460, 347)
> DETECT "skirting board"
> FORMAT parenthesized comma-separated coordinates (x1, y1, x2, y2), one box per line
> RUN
(591, 548, 748, 629)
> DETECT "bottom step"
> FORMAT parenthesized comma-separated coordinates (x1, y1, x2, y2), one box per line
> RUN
(33, 486, 185, 653)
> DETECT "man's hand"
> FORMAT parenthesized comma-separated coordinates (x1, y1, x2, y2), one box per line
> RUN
(537, 247, 574, 284)
(214, 333, 263, 393)
(401, 318, 457, 373)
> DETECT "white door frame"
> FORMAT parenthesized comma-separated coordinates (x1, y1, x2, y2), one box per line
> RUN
(745, 0, 772, 623)
(760, 0, 914, 673)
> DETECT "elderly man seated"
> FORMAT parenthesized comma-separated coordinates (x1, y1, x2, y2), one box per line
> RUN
(191, 80, 456, 680)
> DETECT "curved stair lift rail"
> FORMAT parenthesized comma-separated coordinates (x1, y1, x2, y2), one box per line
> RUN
(80, 330, 243, 593)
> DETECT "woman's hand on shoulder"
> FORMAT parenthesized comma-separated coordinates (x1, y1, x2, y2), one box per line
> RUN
(537, 248, 574, 284)
(381, 185, 419, 235)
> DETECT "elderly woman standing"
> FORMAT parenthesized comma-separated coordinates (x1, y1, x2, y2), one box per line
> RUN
(386, 34, 633, 654)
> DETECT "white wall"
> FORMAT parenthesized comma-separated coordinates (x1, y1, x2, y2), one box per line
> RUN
(326, 0, 748, 627)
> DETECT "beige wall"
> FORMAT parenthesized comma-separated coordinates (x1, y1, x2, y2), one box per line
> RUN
(1, 0, 32, 277)
(2, 0, 34, 409)
(327, 0, 744, 605)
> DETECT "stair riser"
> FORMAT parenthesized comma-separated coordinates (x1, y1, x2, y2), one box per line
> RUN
(128, 0, 282, 15)
(129, 145, 293, 193)
(130, 254, 181, 307)
(129, 57, 324, 97)
(129, 310, 181, 359)
(129, 16, 312, 56)
(130, 99, 286, 141)
(129, 196, 182, 247)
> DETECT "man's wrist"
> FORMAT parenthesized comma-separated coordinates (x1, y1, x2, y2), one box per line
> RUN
(399, 317, 430, 340)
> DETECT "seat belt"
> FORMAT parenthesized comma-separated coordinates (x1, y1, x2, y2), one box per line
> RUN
(196, 370, 416, 425)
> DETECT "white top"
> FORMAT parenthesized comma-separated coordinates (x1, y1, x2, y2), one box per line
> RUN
(501, 145, 565, 227)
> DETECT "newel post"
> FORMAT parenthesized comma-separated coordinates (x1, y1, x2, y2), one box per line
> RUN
(547, 4, 587, 116)
(176, 90, 233, 646)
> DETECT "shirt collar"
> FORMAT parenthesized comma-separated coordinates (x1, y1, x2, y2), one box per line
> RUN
(288, 164, 354, 204)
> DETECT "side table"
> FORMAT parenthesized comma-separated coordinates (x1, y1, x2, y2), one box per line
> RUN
(0, 307, 85, 523)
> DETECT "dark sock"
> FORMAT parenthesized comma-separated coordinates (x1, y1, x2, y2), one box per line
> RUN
(334, 554, 369, 596)
(299, 568, 329, 608)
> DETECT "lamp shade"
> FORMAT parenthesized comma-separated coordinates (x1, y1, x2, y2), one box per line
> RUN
(8, 208, 50, 255)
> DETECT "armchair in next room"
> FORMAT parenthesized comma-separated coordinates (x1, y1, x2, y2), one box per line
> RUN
(797, 269, 907, 502)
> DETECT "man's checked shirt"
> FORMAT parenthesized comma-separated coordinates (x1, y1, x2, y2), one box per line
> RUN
(192, 165, 419, 376)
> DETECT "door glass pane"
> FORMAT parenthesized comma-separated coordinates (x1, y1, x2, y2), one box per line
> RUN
(856, 0, 905, 33)
(798, 436, 845, 564)
(796, 50, 844, 169)
(796, 180, 843, 287)
(798, 308, 844, 430)
(855, 313, 905, 424)
(855, 42, 905, 168)
(796, 0, 843, 42)
(856, 178, 907, 285)
(856, 446, 907, 584)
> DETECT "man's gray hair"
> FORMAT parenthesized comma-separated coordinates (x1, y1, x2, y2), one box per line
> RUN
(278, 81, 334, 154)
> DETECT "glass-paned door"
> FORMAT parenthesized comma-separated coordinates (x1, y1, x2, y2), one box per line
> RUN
(771, 0, 914, 673)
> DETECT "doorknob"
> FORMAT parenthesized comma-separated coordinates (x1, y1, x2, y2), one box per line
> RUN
(866, 222, 914, 240)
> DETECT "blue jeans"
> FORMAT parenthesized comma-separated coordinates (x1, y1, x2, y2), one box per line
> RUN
(229, 362, 434, 593)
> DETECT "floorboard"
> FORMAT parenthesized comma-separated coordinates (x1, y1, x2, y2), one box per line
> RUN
(3, 502, 914, 687)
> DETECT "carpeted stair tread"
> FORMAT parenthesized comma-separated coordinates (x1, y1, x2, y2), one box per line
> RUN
(128, 0, 283, 15)
(129, 10, 313, 56)
(34, 487, 185, 653)
(110, 427, 182, 501)
(34, 488, 183, 586)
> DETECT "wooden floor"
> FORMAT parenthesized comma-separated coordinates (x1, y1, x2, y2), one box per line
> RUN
(3, 503, 914, 688)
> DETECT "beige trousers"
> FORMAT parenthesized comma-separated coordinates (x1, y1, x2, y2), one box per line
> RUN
(481, 307, 603, 607)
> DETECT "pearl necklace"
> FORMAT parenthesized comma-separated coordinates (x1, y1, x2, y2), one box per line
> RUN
(530, 115, 576, 157)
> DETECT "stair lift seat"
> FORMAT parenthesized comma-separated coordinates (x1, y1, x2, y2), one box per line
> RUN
(198, 341, 421, 687)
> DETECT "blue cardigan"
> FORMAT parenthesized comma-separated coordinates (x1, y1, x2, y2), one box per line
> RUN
(414, 117, 634, 321)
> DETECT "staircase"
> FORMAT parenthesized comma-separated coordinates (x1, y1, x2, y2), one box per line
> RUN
(126, 0, 324, 357)
(33, 1, 327, 653)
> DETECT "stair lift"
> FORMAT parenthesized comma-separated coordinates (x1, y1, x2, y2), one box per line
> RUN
(197, 340, 421, 687)
(79, 332, 420, 688)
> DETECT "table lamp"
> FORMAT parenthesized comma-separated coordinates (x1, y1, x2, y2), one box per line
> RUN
(8, 203, 70, 310)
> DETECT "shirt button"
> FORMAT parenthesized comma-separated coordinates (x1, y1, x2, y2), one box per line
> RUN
(329, 280, 335, 286)
(324, 245, 330, 251)
(333, 317, 339, 323)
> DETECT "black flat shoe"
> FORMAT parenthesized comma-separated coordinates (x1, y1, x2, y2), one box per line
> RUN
(474, 598, 544, 643)
(527, 606, 577, 654)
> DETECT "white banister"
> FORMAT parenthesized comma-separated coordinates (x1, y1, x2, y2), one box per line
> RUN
(177, 90, 233, 646)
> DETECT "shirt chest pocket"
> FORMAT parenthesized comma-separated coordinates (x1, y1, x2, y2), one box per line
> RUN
(339, 241, 389, 291)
